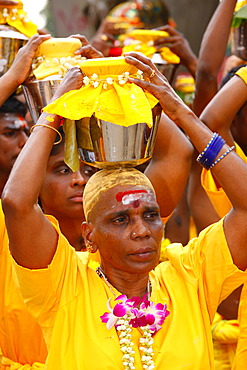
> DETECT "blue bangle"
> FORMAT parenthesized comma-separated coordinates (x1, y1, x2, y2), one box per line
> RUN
(209, 145, 235, 169)
(196, 133, 226, 170)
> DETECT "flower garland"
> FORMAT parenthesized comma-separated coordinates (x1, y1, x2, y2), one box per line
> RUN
(31, 55, 86, 78)
(82, 70, 144, 90)
(100, 294, 170, 369)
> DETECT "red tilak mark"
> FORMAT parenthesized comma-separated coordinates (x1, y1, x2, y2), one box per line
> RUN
(132, 199, 140, 208)
(116, 189, 148, 202)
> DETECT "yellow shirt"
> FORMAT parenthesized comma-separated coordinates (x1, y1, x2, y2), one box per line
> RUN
(201, 144, 247, 218)
(13, 216, 247, 369)
(0, 201, 47, 368)
(232, 283, 247, 369)
(212, 312, 239, 370)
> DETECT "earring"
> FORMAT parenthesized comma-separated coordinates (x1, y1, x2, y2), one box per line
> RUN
(85, 242, 94, 253)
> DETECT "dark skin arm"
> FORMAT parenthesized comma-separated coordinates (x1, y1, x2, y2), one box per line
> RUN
(125, 51, 247, 271)
(1, 68, 83, 269)
(145, 112, 193, 219)
(188, 0, 237, 234)
(0, 34, 51, 105)
(193, 0, 237, 117)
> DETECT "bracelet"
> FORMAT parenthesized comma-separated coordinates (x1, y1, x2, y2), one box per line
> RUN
(196, 133, 226, 170)
(30, 124, 62, 145)
(209, 146, 235, 169)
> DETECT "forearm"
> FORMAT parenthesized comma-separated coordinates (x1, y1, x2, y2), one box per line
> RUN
(198, 0, 237, 76)
(167, 101, 247, 214)
(200, 74, 247, 143)
(0, 72, 21, 105)
(193, 0, 237, 115)
(145, 113, 193, 217)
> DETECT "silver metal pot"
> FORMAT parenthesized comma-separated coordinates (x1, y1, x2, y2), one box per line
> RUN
(0, 25, 28, 76)
(76, 104, 162, 169)
(22, 77, 62, 123)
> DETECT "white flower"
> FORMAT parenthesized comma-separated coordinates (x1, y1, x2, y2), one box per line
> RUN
(91, 73, 98, 80)
(83, 76, 90, 86)
(106, 77, 113, 85)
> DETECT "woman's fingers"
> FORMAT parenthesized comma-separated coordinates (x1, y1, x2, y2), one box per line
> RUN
(124, 52, 164, 83)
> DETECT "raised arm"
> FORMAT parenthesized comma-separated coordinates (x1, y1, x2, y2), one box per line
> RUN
(145, 112, 193, 219)
(193, 0, 237, 116)
(1, 68, 83, 269)
(0, 34, 51, 106)
(125, 51, 247, 270)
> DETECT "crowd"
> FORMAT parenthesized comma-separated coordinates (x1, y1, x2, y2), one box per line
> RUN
(1, 0, 247, 369)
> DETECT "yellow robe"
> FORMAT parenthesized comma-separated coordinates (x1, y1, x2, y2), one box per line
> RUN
(232, 283, 247, 369)
(201, 144, 246, 218)
(201, 144, 247, 369)
(13, 215, 247, 369)
(0, 201, 47, 369)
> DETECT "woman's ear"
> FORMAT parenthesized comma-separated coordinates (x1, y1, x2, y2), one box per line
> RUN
(81, 221, 97, 253)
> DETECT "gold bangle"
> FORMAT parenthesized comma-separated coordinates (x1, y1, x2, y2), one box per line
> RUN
(30, 124, 62, 145)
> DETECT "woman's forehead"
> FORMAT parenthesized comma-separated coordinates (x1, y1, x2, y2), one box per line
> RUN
(100, 184, 156, 206)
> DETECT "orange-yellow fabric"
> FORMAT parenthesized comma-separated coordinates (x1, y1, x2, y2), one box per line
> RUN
(212, 312, 239, 370)
(232, 284, 247, 369)
(0, 1, 37, 38)
(43, 57, 158, 128)
(32, 38, 84, 80)
(201, 144, 247, 218)
(12, 216, 247, 369)
(0, 201, 47, 369)
(121, 30, 180, 64)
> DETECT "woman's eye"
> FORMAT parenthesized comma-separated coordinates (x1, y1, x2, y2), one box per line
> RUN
(3, 131, 16, 138)
(145, 212, 159, 220)
(112, 216, 127, 224)
(57, 167, 71, 174)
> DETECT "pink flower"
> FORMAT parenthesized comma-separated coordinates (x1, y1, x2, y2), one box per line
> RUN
(101, 294, 170, 333)
(100, 295, 137, 329)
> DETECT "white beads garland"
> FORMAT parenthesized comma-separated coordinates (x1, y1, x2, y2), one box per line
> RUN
(116, 316, 156, 370)
(0, 8, 30, 23)
(82, 70, 144, 89)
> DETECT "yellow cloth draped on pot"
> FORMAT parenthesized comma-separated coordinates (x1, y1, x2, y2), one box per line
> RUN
(121, 30, 180, 64)
(43, 57, 158, 126)
(0, 1, 37, 38)
(43, 57, 158, 171)
(32, 38, 84, 80)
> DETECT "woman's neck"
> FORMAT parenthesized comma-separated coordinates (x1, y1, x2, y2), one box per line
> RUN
(58, 217, 85, 251)
(97, 266, 151, 299)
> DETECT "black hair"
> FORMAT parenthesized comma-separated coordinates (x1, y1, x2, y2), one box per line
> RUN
(220, 64, 247, 88)
(49, 126, 66, 156)
(0, 94, 27, 118)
